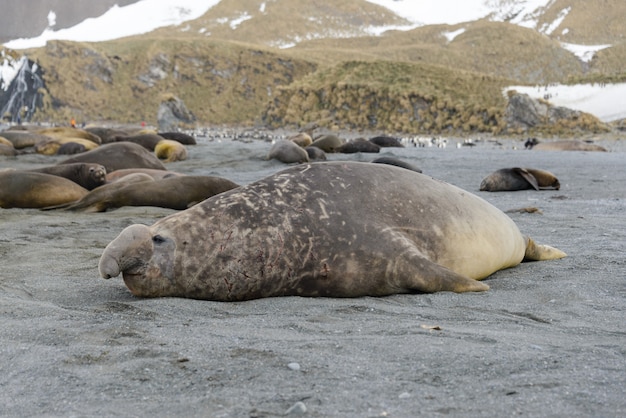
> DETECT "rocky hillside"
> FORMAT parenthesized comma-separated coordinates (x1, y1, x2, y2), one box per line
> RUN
(2, 0, 625, 135)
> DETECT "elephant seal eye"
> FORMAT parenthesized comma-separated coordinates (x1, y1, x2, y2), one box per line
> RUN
(152, 235, 166, 244)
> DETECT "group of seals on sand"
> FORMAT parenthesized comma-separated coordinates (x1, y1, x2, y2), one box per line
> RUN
(0, 127, 238, 210)
(1, 128, 583, 300)
(0, 124, 194, 162)
(267, 133, 404, 164)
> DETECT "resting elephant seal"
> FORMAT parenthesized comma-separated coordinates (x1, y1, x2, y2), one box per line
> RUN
(61, 175, 239, 212)
(105, 168, 184, 183)
(0, 171, 88, 208)
(310, 134, 344, 153)
(58, 142, 166, 172)
(35, 138, 99, 155)
(336, 138, 381, 154)
(532, 140, 607, 152)
(27, 163, 107, 190)
(157, 132, 197, 145)
(371, 157, 422, 173)
(154, 139, 188, 162)
(369, 136, 404, 148)
(268, 140, 309, 164)
(99, 162, 566, 301)
(36, 127, 102, 145)
(480, 168, 560, 192)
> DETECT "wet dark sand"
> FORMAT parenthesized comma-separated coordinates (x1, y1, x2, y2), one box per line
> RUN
(1, 134, 625, 417)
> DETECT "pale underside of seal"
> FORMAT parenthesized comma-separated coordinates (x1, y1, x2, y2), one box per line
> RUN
(99, 162, 566, 301)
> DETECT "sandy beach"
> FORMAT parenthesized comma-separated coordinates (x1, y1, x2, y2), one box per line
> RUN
(1, 133, 625, 417)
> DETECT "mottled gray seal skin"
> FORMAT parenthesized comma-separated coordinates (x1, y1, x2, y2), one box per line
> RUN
(0, 171, 88, 209)
(99, 162, 566, 301)
(58, 142, 166, 173)
(62, 175, 239, 212)
(27, 163, 107, 190)
(480, 168, 560, 192)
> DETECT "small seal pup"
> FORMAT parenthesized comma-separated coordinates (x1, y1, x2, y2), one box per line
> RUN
(480, 168, 560, 191)
(99, 162, 566, 301)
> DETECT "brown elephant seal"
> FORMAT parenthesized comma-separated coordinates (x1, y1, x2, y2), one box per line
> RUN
(0, 130, 51, 149)
(56, 142, 87, 155)
(268, 140, 309, 164)
(336, 138, 381, 154)
(532, 140, 607, 152)
(480, 168, 560, 192)
(288, 132, 313, 148)
(0, 143, 17, 156)
(154, 139, 188, 162)
(371, 157, 422, 173)
(61, 175, 239, 212)
(58, 142, 167, 172)
(99, 162, 566, 301)
(36, 127, 102, 145)
(114, 133, 165, 150)
(310, 134, 344, 153)
(369, 136, 404, 148)
(157, 132, 197, 145)
(85, 127, 134, 144)
(35, 138, 99, 155)
(106, 168, 185, 183)
(27, 163, 107, 190)
(0, 171, 88, 208)
(305, 146, 327, 161)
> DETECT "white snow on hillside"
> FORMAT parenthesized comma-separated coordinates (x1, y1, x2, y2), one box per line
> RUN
(3, 0, 220, 49)
(505, 83, 626, 122)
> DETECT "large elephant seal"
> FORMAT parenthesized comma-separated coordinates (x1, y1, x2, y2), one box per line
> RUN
(371, 157, 422, 173)
(35, 138, 99, 155)
(336, 138, 381, 154)
(267, 140, 309, 164)
(99, 162, 566, 301)
(310, 134, 344, 153)
(0, 171, 88, 208)
(157, 131, 197, 145)
(114, 133, 165, 150)
(532, 140, 607, 152)
(105, 168, 185, 183)
(61, 175, 239, 212)
(154, 139, 188, 162)
(0, 130, 51, 149)
(480, 168, 560, 192)
(27, 163, 107, 190)
(36, 127, 102, 145)
(58, 142, 166, 172)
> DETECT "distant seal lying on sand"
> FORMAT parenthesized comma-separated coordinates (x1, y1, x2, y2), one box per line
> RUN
(58, 142, 166, 172)
(99, 161, 566, 301)
(0, 171, 88, 208)
(480, 168, 560, 191)
(27, 163, 107, 190)
(60, 175, 239, 212)
(532, 140, 607, 152)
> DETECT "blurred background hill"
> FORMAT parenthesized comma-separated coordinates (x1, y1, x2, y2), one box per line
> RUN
(1, 0, 624, 135)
